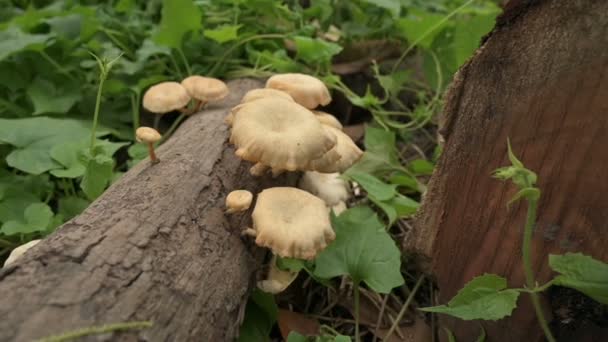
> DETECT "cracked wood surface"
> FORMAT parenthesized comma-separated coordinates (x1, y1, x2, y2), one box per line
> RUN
(0, 79, 292, 342)
(409, 0, 608, 341)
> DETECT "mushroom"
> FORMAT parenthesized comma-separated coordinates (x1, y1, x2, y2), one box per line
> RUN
(229, 97, 337, 174)
(265, 73, 331, 109)
(240, 88, 294, 103)
(243, 187, 335, 260)
(225, 190, 253, 214)
(136, 127, 162, 164)
(298, 171, 350, 206)
(257, 255, 299, 294)
(313, 110, 343, 130)
(142, 81, 191, 115)
(308, 126, 363, 173)
(181, 76, 229, 112)
(4, 239, 41, 267)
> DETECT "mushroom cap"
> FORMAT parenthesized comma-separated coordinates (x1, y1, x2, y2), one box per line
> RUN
(265, 73, 331, 109)
(135, 127, 162, 143)
(298, 171, 350, 206)
(230, 97, 337, 171)
(4, 239, 41, 267)
(142, 82, 191, 113)
(241, 88, 294, 103)
(181, 76, 229, 102)
(225, 190, 253, 213)
(308, 126, 363, 173)
(252, 187, 335, 260)
(313, 110, 343, 130)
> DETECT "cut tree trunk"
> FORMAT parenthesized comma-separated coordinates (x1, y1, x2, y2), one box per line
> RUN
(0, 79, 293, 342)
(407, 0, 608, 341)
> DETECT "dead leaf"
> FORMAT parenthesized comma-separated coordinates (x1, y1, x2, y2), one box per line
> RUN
(277, 309, 320, 339)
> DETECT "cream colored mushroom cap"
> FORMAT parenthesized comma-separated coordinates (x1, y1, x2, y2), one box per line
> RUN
(313, 110, 343, 130)
(241, 88, 294, 103)
(181, 76, 229, 102)
(142, 82, 191, 113)
(266, 73, 331, 109)
(230, 97, 337, 171)
(225, 190, 253, 213)
(135, 127, 162, 143)
(4, 239, 41, 267)
(309, 126, 363, 173)
(252, 187, 335, 260)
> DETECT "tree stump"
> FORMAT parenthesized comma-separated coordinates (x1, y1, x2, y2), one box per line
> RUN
(407, 0, 608, 341)
(0, 79, 294, 341)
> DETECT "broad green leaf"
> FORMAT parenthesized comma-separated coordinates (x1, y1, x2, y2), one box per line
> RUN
(293, 36, 342, 64)
(452, 12, 497, 66)
(314, 207, 404, 293)
(58, 196, 90, 222)
(1, 203, 54, 235)
(238, 289, 277, 342)
(120, 40, 171, 75)
(420, 274, 519, 320)
(396, 8, 448, 49)
(0, 117, 108, 175)
(27, 77, 82, 115)
(550, 253, 608, 304)
(50, 141, 87, 178)
(371, 194, 419, 224)
(361, 0, 401, 17)
(347, 172, 396, 201)
(287, 332, 308, 342)
(0, 27, 52, 62)
(80, 153, 115, 200)
(388, 172, 419, 192)
(204, 25, 241, 43)
(364, 126, 400, 165)
(154, 0, 202, 48)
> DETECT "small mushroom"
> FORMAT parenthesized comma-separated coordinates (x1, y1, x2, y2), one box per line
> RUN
(229, 97, 337, 173)
(247, 187, 335, 260)
(4, 239, 41, 267)
(265, 73, 331, 109)
(298, 171, 351, 206)
(136, 127, 162, 164)
(257, 255, 299, 294)
(142, 81, 191, 115)
(225, 190, 253, 214)
(312, 110, 343, 130)
(181, 76, 229, 112)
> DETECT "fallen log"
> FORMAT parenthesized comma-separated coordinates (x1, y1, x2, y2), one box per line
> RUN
(0, 79, 293, 341)
(407, 0, 608, 341)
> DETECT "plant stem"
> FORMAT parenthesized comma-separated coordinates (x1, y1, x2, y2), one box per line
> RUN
(159, 113, 188, 144)
(36, 321, 152, 342)
(130, 92, 140, 136)
(176, 48, 192, 76)
(523, 199, 556, 342)
(353, 283, 361, 342)
(89, 72, 106, 155)
(384, 275, 425, 341)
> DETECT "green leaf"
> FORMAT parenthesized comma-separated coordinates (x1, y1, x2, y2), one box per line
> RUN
(364, 126, 400, 165)
(408, 159, 434, 175)
(452, 11, 498, 66)
(287, 332, 307, 342)
(420, 274, 520, 320)
(49, 141, 87, 178)
(80, 153, 115, 200)
(277, 257, 307, 272)
(396, 8, 448, 49)
(506, 139, 524, 168)
(444, 328, 457, 342)
(347, 172, 396, 201)
(371, 194, 419, 225)
(549, 253, 608, 304)
(204, 25, 241, 43)
(361, 0, 401, 18)
(314, 207, 404, 293)
(154, 0, 202, 48)
(1, 203, 54, 235)
(238, 289, 277, 342)
(58, 196, 90, 222)
(293, 36, 343, 64)
(0, 27, 52, 62)
(27, 77, 81, 115)
(388, 172, 419, 192)
(0, 117, 109, 175)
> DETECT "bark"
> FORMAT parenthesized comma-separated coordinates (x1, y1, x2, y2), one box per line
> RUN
(407, 0, 608, 341)
(0, 79, 295, 342)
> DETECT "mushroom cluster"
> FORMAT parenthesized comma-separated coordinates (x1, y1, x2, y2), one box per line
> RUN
(224, 73, 362, 294)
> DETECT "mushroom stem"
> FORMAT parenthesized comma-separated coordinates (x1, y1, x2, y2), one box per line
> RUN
(250, 163, 268, 176)
(241, 228, 257, 237)
(147, 142, 160, 164)
(194, 99, 207, 112)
